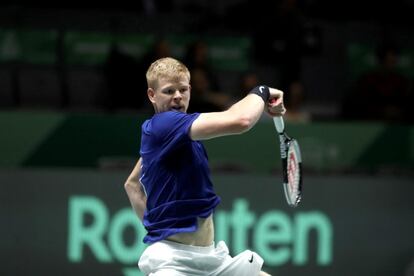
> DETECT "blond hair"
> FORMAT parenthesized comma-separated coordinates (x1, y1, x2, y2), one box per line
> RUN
(146, 57, 190, 89)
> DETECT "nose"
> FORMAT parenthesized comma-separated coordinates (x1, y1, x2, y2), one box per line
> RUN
(173, 90, 182, 100)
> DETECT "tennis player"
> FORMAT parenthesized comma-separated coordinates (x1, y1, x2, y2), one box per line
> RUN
(125, 57, 285, 276)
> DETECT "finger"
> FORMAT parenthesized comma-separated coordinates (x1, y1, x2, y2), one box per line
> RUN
(269, 97, 282, 105)
(268, 102, 283, 113)
(269, 88, 284, 99)
(267, 105, 286, 116)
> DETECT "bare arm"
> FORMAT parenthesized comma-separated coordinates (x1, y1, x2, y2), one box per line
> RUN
(190, 88, 284, 140)
(124, 158, 147, 221)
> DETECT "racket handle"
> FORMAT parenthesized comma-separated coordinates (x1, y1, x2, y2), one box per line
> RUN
(273, 116, 285, 133)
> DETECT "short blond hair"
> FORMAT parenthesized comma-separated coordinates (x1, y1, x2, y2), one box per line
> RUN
(146, 57, 190, 89)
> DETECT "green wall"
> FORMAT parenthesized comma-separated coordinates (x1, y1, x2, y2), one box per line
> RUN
(1, 111, 413, 172)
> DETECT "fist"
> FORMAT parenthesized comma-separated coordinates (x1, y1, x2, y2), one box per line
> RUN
(267, 88, 286, 117)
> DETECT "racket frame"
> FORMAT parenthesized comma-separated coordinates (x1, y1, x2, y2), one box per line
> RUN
(273, 116, 303, 207)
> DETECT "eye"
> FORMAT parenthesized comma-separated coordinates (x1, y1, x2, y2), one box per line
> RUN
(180, 87, 188, 93)
(165, 89, 175, 95)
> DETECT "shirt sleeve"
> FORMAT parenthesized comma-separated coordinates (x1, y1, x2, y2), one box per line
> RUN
(151, 111, 200, 156)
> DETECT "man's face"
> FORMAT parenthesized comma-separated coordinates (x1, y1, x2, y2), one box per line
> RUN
(148, 76, 191, 113)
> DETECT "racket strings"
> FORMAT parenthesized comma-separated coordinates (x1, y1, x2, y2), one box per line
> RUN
(287, 146, 301, 201)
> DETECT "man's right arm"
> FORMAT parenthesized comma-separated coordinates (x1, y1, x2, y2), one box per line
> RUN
(190, 87, 284, 140)
(124, 158, 147, 221)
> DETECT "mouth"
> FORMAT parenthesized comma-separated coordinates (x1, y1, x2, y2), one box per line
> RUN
(171, 105, 184, 112)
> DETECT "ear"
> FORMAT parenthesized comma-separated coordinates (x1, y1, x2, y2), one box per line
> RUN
(147, 88, 156, 104)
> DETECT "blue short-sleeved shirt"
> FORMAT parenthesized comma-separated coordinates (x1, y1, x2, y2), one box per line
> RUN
(139, 111, 221, 244)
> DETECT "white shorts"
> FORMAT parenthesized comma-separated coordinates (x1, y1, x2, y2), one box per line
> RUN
(138, 240, 264, 276)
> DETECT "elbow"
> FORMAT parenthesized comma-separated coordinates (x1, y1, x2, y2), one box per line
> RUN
(124, 180, 133, 192)
(234, 115, 255, 134)
(224, 105, 258, 134)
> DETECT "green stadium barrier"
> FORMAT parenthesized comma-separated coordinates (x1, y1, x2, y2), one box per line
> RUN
(347, 42, 414, 80)
(0, 28, 58, 64)
(63, 31, 251, 70)
(165, 34, 252, 71)
(64, 31, 156, 65)
(0, 28, 252, 70)
(0, 111, 413, 172)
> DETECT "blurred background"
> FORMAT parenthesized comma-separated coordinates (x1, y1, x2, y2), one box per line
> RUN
(0, 1, 413, 275)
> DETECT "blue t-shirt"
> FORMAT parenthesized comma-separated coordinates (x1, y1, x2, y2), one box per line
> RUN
(139, 111, 221, 244)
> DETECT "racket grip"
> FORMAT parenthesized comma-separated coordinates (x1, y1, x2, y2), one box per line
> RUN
(273, 116, 285, 133)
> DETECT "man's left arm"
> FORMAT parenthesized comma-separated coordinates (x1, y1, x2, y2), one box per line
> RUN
(124, 158, 147, 221)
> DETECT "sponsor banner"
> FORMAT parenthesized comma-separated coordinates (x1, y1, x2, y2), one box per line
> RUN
(1, 170, 413, 275)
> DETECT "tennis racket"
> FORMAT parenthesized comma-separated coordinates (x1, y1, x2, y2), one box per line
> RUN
(273, 116, 303, 207)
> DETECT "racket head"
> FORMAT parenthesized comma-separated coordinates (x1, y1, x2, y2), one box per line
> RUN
(283, 139, 303, 207)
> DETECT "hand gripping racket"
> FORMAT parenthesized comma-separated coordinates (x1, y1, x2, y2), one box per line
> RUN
(273, 116, 303, 207)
